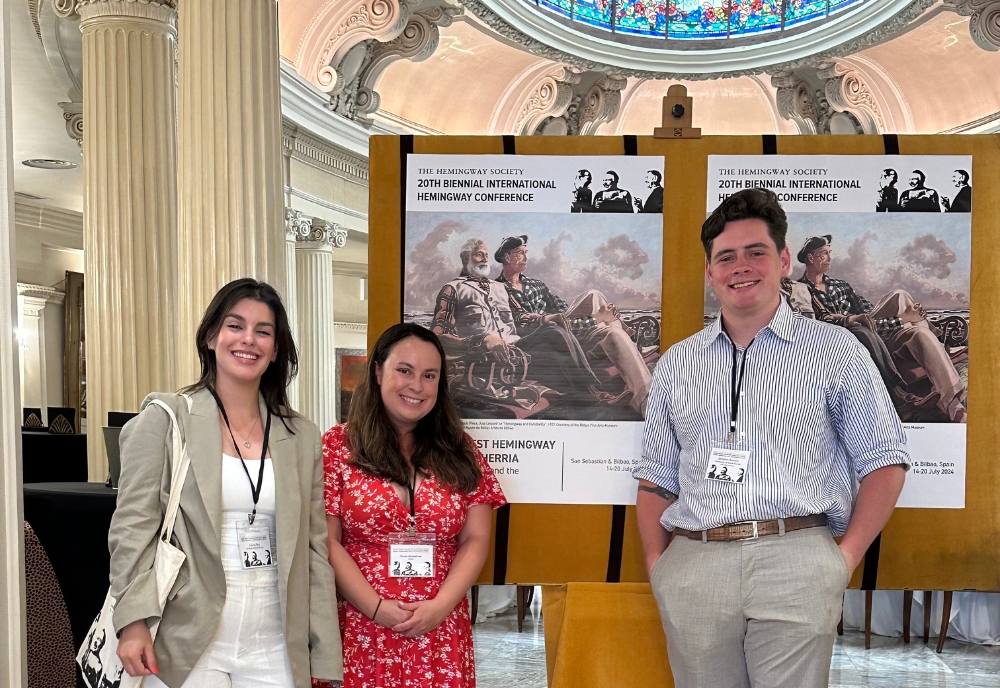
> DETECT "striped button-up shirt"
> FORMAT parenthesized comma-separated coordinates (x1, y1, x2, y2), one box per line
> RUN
(634, 300, 909, 535)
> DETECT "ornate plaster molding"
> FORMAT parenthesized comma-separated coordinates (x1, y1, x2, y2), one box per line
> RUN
(287, 209, 349, 248)
(282, 122, 370, 183)
(303, 0, 421, 92)
(285, 208, 313, 242)
(772, 60, 883, 135)
(334, 321, 368, 333)
(817, 60, 884, 134)
(515, 67, 579, 135)
(329, 5, 463, 125)
(953, 0, 1000, 50)
(17, 283, 66, 305)
(772, 71, 820, 135)
(59, 102, 84, 147)
(578, 74, 626, 135)
(54, 0, 177, 25)
(514, 68, 624, 135)
(457, 0, 939, 80)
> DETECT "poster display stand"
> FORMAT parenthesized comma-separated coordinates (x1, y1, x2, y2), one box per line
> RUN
(368, 134, 1000, 594)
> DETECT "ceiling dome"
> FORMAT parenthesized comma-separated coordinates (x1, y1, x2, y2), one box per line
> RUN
(458, 0, 936, 77)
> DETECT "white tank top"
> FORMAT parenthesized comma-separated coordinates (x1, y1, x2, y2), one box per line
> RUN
(220, 455, 277, 572)
(221, 454, 276, 516)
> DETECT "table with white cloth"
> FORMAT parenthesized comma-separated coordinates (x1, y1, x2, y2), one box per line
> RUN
(843, 590, 1000, 644)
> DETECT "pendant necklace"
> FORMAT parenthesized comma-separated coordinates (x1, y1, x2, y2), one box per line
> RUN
(237, 415, 260, 449)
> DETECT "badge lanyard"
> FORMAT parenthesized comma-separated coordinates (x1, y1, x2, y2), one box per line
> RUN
(406, 472, 418, 535)
(726, 334, 754, 444)
(388, 468, 436, 579)
(208, 386, 272, 525)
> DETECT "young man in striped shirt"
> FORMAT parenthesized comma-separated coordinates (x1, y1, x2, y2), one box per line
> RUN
(634, 188, 910, 688)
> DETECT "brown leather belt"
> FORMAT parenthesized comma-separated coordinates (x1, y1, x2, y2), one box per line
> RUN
(675, 514, 828, 542)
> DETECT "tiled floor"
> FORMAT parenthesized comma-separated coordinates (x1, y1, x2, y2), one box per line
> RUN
(474, 591, 546, 688)
(473, 591, 1000, 687)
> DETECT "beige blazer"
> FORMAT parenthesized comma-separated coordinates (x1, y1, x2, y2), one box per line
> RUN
(109, 388, 342, 688)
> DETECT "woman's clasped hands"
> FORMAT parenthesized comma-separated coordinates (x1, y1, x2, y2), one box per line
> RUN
(392, 598, 452, 638)
(374, 596, 451, 638)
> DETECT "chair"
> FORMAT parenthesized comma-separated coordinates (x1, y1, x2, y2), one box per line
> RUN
(902, 590, 952, 652)
(24, 521, 76, 688)
(516, 585, 535, 632)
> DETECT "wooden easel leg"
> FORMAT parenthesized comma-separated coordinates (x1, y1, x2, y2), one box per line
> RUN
(923, 591, 933, 643)
(903, 590, 913, 644)
(937, 591, 953, 653)
(470, 585, 479, 626)
(865, 590, 873, 649)
(517, 585, 528, 632)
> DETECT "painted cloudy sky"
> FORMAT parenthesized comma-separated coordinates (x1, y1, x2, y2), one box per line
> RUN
(404, 212, 663, 314)
(785, 212, 970, 311)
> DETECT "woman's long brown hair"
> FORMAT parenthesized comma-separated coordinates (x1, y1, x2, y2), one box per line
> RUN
(346, 323, 480, 493)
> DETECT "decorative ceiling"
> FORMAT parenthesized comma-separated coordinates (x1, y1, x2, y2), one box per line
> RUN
(455, 0, 939, 77)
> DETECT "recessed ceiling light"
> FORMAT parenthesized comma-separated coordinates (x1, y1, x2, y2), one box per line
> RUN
(22, 159, 78, 170)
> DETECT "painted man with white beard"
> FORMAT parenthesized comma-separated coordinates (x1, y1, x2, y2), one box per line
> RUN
(431, 237, 599, 406)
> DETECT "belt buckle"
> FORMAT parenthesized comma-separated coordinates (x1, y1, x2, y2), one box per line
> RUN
(736, 521, 759, 540)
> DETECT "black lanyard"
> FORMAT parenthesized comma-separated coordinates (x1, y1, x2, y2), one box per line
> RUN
(208, 386, 271, 525)
(727, 336, 754, 444)
(406, 471, 418, 535)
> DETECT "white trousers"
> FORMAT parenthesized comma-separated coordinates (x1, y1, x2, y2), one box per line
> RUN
(147, 520, 294, 688)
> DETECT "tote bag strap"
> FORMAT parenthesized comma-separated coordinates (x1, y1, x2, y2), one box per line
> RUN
(146, 399, 191, 543)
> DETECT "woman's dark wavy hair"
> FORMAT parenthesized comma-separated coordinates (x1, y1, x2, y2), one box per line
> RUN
(346, 323, 480, 493)
(183, 278, 298, 427)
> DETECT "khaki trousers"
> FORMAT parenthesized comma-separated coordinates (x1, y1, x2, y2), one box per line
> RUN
(650, 527, 849, 688)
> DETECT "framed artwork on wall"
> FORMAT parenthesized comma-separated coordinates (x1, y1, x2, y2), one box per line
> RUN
(336, 349, 366, 424)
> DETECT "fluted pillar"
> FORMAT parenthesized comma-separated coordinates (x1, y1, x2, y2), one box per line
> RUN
(295, 219, 346, 432)
(284, 209, 306, 411)
(175, 0, 286, 384)
(56, 0, 178, 480)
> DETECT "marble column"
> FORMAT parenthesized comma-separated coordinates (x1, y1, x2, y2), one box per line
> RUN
(295, 218, 347, 432)
(0, 0, 27, 680)
(55, 0, 179, 480)
(175, 0, 286, 384)
(284, 209, 309, 411)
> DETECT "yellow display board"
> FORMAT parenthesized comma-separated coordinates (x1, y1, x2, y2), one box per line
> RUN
(368, 134, 1000, 592)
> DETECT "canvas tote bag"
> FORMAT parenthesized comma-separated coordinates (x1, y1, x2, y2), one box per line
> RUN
(76, 399, 191, 688)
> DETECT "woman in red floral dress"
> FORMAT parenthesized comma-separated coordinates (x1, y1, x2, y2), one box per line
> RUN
(323, 323, 506, 687)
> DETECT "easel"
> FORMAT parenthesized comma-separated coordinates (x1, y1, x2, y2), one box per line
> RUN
(653, 84, 701, 139)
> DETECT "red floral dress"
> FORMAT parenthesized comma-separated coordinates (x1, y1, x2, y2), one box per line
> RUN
(322, 425, 507, 687)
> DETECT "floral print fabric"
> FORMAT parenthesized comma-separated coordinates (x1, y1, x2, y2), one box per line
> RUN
(322, 425, 507, 687)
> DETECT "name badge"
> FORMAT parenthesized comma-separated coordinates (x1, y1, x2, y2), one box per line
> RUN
(387, 532, 436, 578)
(236, 519, 275, 569)
(706, 442, 750, 484)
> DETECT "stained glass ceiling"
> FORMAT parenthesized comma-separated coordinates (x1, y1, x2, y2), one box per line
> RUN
(529, 0, 865, 40)
(462, 0, 925, 77)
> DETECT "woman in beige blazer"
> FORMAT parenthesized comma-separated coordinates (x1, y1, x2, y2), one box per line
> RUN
(110, 278, 343, 688)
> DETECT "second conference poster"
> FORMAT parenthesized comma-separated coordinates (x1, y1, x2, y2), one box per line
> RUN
(708, 155, 971, 509)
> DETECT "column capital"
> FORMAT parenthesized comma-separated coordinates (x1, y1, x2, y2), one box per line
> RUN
(54, 0, 177, 25)
(59, 102, 84, 148)
(286, 208, 348, 248)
